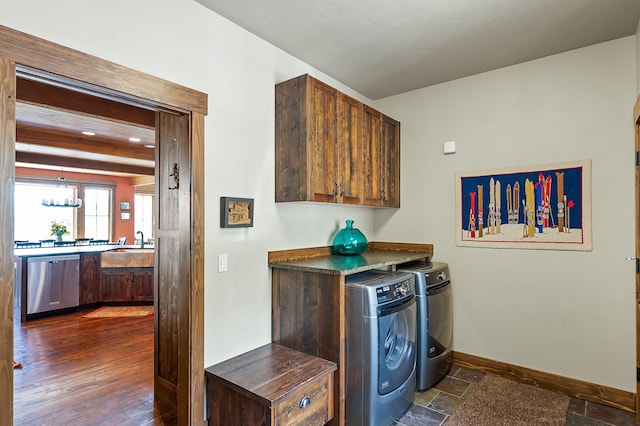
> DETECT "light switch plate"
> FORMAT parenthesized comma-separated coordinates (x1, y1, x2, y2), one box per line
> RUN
(218, 254, 228, 272)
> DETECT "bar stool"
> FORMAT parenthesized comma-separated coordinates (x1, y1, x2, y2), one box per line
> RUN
(15, 241, 41, 248)
(54, 241, 76, 247)
(40, 239, 55, 247)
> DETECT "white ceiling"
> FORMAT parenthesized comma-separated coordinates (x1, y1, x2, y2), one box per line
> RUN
(195, 0, 640, 99)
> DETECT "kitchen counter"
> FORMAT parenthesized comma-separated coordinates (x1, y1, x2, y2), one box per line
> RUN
(14, 245, 155, 321)
(14, 244, 153, 257)
(268, 241, 433, 275)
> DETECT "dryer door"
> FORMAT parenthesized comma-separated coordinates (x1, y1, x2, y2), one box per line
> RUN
(377, 297, 416, 395)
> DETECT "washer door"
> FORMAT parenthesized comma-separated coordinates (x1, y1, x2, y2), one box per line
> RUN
(377, 297, 416, 395)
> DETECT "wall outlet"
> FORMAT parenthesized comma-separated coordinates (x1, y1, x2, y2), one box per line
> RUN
(218, 254, 228, 272)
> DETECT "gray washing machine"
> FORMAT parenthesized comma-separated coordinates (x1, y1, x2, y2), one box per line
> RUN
(345, 270, 416, 426)
(398, 261, 453, 391)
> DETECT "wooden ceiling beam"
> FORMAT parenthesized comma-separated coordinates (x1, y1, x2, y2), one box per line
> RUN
(17, 78, 156, 127)
(16, 151, 154, 175)
(16, 125, 155, 161)
(130, 175, 155, 187)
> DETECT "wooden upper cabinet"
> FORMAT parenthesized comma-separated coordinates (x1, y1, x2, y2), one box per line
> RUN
(381, 114, 400, 207)
(308, 77, 338, 202)
(276, 74, 338, 203)
(275, 73, 399, 207)
(363, 107, 400, 207)
(362, 105, 382, 206)
(337, 93, 363, 204)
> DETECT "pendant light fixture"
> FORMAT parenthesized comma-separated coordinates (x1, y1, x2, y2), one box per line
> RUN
(41, 168, 82, 208)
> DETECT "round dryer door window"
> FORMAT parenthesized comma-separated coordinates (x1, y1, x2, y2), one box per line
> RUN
(377, 298, 416, 395)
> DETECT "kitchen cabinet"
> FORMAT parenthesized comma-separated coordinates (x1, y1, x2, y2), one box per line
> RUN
(275, 74, 399, 207)
(79, 253, 100, 305)
(100, 268, 153, 302)
(269, 242, 433, 425)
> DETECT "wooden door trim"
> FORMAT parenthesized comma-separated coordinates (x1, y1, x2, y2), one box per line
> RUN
(634, 93, 640, 422)
(0, 25, 207, 116)
(0, 57, 16, 424)
(0, 24, 206, 425)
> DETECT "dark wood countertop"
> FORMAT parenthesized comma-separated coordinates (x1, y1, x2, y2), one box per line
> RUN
(268, 242, 433, 275)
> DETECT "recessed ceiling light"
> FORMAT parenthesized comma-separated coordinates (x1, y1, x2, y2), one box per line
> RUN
(82, 131, 96, 136)
(129, 137, 142, 142)
(144, 144, 155, 149)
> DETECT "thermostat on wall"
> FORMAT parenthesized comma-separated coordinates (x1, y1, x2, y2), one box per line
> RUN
(443, 140, 456, 154)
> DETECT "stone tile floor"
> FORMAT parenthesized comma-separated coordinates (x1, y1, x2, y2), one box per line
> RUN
(394, 366, 637, 426)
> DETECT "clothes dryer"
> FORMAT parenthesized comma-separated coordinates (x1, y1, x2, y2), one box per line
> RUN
(398, 261, 453, 391)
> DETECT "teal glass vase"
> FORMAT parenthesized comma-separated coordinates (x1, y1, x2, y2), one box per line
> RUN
(332, 220, 368, 255)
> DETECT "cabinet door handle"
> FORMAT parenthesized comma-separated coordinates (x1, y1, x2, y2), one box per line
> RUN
(299, 396, 311, 409)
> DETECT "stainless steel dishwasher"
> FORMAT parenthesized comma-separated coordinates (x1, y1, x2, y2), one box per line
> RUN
(27, 254, 80, 315)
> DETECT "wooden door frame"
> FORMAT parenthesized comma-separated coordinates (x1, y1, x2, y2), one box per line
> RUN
(0, 25, 206, 425)
(635, 94, 640, 422)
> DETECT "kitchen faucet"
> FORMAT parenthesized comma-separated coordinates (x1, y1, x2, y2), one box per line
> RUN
(136, 230, 144, 248)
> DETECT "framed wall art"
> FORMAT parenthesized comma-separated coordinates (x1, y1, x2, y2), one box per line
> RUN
(455, 160, 592, 251)
(221, 197, 254, 228)
(120, 201, 130, 210)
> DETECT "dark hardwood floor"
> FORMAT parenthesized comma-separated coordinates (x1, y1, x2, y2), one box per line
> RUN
(13, 309, 176, 425)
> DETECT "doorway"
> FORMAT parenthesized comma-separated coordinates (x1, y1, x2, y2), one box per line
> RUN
(0, 25, 207, 425)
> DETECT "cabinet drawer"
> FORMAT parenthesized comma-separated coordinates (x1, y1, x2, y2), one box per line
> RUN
(205, 343, 337, 426)
(274, 370, 333, 425)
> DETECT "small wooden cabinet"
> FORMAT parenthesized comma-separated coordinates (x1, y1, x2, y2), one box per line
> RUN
(206, 343, 337, 426)
(100, 268, 153, 302)
(275, 74, 399, 207)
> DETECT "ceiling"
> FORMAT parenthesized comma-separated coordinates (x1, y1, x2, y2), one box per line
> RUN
(15, 78, 156, 178)
(195, 0, 640, 99)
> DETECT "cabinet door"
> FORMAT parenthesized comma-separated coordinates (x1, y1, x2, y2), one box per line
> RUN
(308, 78, 338, 202)
(362, 107, 401, 207)
(362, 105, 382, 206)
(337, 93, 363, 204)
(100, 270, 133, 302)
(132, 269, 154, 301)
(381, 114, 400, 208)
(79, 253, 100, 305)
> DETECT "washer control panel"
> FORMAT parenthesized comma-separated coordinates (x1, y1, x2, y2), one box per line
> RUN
(376, 277, 414, 304)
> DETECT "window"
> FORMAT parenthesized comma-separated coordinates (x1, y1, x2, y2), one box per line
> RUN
(15, 182, 76, 241)
(84, 188, 112, 240)
(15, 179, 114, 243)
(135, 193, 154, 243)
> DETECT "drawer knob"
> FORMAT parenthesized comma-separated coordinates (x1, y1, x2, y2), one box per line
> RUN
(299, 396, 311, 409)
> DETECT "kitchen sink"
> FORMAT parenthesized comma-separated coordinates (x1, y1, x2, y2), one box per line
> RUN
(101, 248, 154, 268)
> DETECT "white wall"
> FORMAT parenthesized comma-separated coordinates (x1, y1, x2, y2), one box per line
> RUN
(637, 19, 640, 95)
(374, 37, 637, 392)
(0, 0, 376, 364)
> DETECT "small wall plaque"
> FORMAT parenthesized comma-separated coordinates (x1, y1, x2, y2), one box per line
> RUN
(221, 197, 254, 228)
